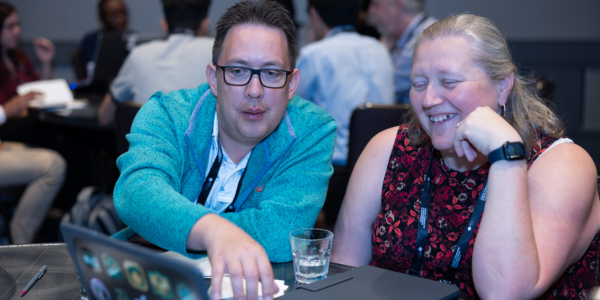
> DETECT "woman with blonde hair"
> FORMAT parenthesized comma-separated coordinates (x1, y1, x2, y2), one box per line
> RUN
(332, 14, 600, 299)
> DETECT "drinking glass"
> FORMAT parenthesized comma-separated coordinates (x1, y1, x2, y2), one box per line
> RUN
(289, 228, 334, 284)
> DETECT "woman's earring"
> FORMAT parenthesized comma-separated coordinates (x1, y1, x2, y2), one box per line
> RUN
(499, 103, 506, 119)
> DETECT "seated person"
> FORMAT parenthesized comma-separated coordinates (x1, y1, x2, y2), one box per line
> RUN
(295, 0, 394, 226)
(79, 0, 130, 76)
(332, 14, 600, 299)
(368, 0, 436, 103)
(98, 0, 214, 126)
(112, 0, 336, 299)
(0, 2, 66, 244)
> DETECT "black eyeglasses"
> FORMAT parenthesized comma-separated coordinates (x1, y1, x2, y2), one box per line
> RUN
(216, 65, 292, 89)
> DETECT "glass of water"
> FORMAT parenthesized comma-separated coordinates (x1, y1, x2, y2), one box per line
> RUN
(289, 228, 334, 284)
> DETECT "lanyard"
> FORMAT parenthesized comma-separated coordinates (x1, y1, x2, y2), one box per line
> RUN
(196, 140, 248, 212)
(409, 151, 488, 285)
(196, 140, 223, 206)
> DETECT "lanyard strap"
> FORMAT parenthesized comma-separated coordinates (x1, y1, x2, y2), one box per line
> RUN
(196, 141, 223, 206)
(409, 151, 488, 284)
(196, 140, 248, 212)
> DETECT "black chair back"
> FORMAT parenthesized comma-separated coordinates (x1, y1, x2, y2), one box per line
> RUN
(346, 103, 411, 177)
(115, 103, 142, 157)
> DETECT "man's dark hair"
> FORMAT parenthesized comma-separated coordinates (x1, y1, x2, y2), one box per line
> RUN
(212, 0, 297, 69)
(308, 0, 360, 29)
(162, 0, 212, 33)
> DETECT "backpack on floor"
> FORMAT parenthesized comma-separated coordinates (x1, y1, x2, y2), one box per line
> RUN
(60, 186, 125, 240)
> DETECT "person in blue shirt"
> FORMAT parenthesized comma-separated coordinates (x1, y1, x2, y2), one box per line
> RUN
(295, 0, 394, 226)
(112, 1, 336, 299)
(368, 0, 436, 103)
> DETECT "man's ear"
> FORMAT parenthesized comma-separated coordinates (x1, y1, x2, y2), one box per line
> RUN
(498, 72, 514, 106)
(287, 69, 301, 100)
(159, 18, 169, 36)
(206, 63, 218, 97)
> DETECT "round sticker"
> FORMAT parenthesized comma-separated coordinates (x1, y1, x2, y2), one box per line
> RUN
(90, 278, 112, 300)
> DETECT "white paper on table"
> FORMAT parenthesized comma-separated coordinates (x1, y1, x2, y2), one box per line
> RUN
(208, 277, 288, 299)
(17, 79, 74, 108)
(160, 251, 212, 277)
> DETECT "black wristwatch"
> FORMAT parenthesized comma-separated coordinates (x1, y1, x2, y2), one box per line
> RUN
(488, 141, 526, 165)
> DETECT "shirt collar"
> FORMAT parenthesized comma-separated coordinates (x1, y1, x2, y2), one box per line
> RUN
(212, 113, 252, 167)
(324, 25, 356, 39)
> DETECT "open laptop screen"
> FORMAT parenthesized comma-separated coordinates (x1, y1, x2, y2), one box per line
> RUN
(62, 223, 208, 300)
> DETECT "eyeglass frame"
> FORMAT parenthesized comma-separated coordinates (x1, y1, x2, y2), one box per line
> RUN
(215, 64, 293, 89)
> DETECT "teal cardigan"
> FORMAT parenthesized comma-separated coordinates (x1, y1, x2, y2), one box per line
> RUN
(113, 83, 336, 262)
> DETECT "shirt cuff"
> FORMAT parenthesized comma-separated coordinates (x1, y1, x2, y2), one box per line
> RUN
(0, 105, 6, 126)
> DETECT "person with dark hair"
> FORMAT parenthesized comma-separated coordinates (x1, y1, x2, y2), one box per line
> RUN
(0, 2, 66, 244)
(97, 0, 214, 126)
(112, 1, 335, 299)
(333, 14, 600, 299)
(295, 0, 393, 226)
(79, 0, 130, 74)
(368, 0, 436, 103)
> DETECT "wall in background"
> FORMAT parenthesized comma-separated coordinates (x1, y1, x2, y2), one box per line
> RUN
(6, 0, 600, 42)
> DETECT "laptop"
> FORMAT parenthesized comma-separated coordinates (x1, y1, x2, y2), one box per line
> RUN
(279, 264, 460, 300)
(61, 222, 209, 300)
(91, 32, 128, 87)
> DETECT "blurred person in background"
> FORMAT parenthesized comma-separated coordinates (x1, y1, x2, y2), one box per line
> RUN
(368, 0, 435, 103)
(98, 0, 214, 126)
(0, 2, 66, 244)
(79, 0, 131, 78)
(295, 0, 393, 227)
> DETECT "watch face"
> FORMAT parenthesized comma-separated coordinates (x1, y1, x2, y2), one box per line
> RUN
(505, 142, 526, 160)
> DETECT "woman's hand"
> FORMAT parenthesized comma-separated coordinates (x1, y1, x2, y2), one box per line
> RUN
(2, 91, 42, 119)
(453, 106, 522, 161)
(33, 37, 55, 65)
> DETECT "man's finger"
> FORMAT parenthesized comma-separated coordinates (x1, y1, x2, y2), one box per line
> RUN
(241, 257, 260, 300)
(210, 259, 225, 300)
(227, 258, 246, 300)
(256, 253, 277, 300)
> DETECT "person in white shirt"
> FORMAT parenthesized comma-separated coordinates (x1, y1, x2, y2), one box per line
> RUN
(98, 0, 214, 126)
(295, 0, 394, 226)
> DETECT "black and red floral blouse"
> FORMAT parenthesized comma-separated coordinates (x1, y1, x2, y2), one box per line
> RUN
(370, 125, 599, 299)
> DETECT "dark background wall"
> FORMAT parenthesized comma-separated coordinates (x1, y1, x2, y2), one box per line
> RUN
(6, 0, 600, 41)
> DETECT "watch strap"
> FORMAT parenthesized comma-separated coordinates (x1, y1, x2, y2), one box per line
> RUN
(488, 141, 526, 165)
(488, 146, 505, 165)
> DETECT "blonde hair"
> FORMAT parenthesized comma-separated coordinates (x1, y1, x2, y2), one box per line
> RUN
(406, 14, 564, 153)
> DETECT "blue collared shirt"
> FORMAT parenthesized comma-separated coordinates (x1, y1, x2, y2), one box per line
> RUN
(199, 113, 251, 214)
(296, 26, 394, 165)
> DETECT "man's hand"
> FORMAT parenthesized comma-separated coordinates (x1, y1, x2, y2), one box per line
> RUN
(33, 38, 55, 65)
(187, 214, 278, 300)
(2, 91, 42, 119)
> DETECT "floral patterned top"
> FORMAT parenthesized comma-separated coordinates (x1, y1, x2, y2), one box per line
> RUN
(370, 125, 600, 299)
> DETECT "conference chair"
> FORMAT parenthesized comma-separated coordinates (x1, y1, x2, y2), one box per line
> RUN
(346, 103, 411, 177)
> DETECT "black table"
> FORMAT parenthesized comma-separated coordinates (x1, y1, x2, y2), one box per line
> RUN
(0, 243, 353, 300)
(0, 244, 80, 300)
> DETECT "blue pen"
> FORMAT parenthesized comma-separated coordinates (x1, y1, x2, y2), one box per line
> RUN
(21, 265, 47, 297)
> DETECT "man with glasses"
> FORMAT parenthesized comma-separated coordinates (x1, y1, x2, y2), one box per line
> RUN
(112, 1, 336, 299)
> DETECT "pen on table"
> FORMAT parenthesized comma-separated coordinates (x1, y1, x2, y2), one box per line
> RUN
(21, 265, 47, 297)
